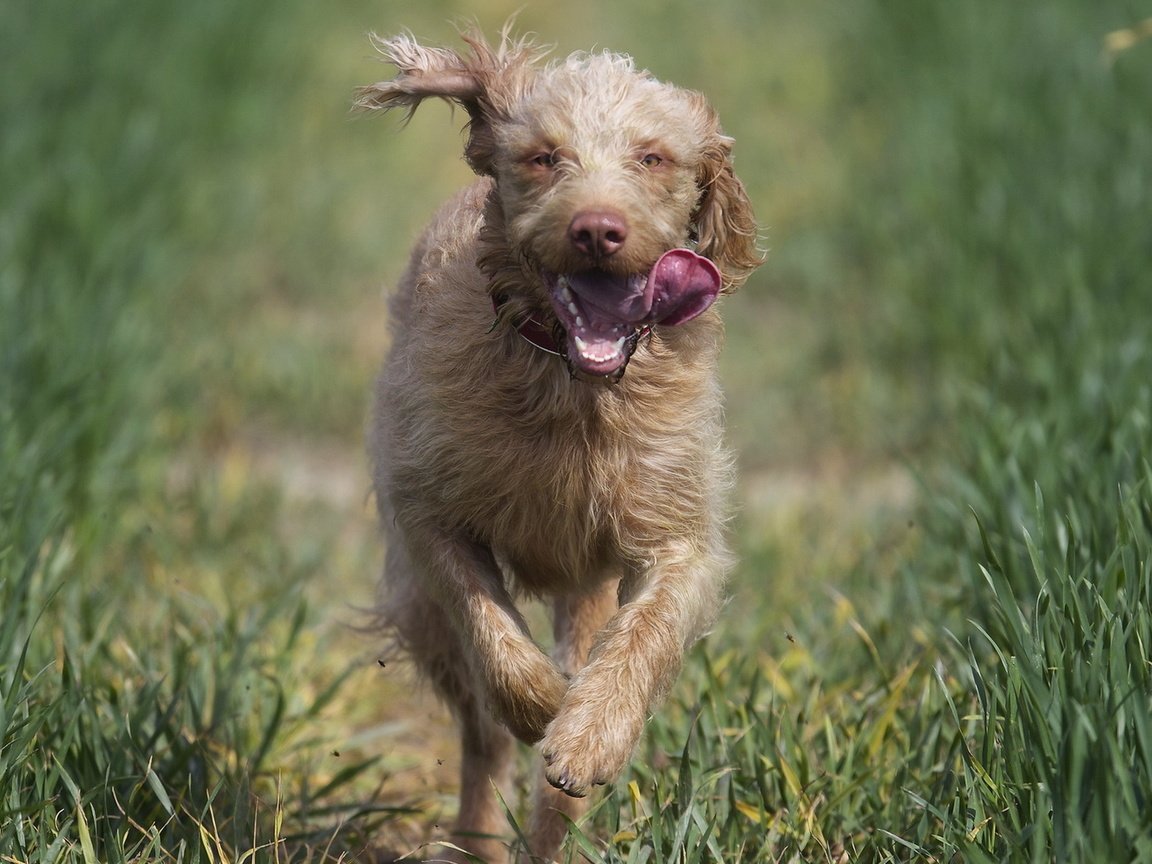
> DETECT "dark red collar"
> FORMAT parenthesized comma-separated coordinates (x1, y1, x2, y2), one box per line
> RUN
(496, 299, 562, 354)
(491, 294, 651, 359)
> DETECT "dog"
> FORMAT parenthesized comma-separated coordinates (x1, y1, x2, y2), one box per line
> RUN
(356, 29, 760, 863)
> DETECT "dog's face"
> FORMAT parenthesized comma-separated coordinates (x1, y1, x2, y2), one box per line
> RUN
(484, 55, 707, 274)
(480, 56, 736, 375)
(356, 32, 761, 376)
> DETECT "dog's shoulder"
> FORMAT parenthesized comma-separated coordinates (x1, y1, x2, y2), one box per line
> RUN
(409, 178, 493, 268)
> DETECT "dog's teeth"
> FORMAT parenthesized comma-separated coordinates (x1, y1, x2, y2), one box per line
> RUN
(567, 301, 578, 316)
(575, 316, 584, 327)
(573, 335, 626, 363)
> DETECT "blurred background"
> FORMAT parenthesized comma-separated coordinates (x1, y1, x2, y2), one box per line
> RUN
(3, 0, 1150, 860)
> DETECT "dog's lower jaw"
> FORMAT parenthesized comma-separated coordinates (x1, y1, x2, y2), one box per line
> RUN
(563, 349, 631, 385)
(558, 325, 648, 384)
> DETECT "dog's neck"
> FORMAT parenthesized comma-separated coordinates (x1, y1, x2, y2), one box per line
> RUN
(489, 293, 561, 355)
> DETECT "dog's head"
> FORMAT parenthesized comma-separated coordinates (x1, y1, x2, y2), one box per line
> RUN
(356, 29, 761, 378)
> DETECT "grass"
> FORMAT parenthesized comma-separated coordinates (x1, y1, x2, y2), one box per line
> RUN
(2, 0, 1151, 861)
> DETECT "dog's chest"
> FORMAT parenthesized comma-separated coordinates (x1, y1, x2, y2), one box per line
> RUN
(430, 391, 672, 587)
(390, 338, 718, 589)
(471, 422, 637, 581)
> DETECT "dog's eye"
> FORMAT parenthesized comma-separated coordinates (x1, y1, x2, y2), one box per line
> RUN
(640, 153, 664, 169)
(529, 152, 556, 169)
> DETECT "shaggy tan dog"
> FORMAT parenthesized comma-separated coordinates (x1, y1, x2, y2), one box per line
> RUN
(357, 30, 760, 863)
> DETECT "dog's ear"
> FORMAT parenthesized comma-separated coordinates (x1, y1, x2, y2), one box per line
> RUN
(355, 30, 542, 176)
(692, 133, 762, 292)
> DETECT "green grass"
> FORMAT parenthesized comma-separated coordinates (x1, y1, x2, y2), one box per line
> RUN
(3, 0, 1151, 861)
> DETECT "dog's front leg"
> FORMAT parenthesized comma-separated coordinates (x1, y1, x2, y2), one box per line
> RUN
(539, 549, 723, 797)
(405, 525, 570, 743)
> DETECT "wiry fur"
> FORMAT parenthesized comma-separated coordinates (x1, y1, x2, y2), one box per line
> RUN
(358, 29, 760, 864)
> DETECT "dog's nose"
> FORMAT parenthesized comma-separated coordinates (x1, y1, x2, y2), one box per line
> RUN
(568, 210, 628, 260)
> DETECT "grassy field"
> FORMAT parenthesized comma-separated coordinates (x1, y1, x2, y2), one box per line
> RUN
(2, 0, 1151, 861)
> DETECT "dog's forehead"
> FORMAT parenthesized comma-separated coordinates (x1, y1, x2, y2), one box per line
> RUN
(502, 52, 698, 153)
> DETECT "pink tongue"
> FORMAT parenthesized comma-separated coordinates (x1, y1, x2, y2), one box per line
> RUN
(566, 249, 721, 327)
(555, 250, 721, 376)
(646, 249, 721, 325)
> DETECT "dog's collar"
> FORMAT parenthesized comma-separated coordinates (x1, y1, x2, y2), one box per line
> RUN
(491, 294, 563, 355)
(491, 294, 651, 359)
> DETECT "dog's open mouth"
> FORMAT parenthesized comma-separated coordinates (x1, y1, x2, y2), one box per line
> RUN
(544, 249, 721, 377)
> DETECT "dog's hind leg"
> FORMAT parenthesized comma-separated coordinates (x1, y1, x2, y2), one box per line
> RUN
(380, 541, 516, 863)
(520, 581, 619, 863)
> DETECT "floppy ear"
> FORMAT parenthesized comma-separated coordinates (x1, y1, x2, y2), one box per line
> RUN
(693, 135, 763, 292)
(354, 30, 541, 176)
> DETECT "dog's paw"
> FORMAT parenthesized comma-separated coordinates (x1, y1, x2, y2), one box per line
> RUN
(538, 693, 643, 797)
(489, 656, 570, 744)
